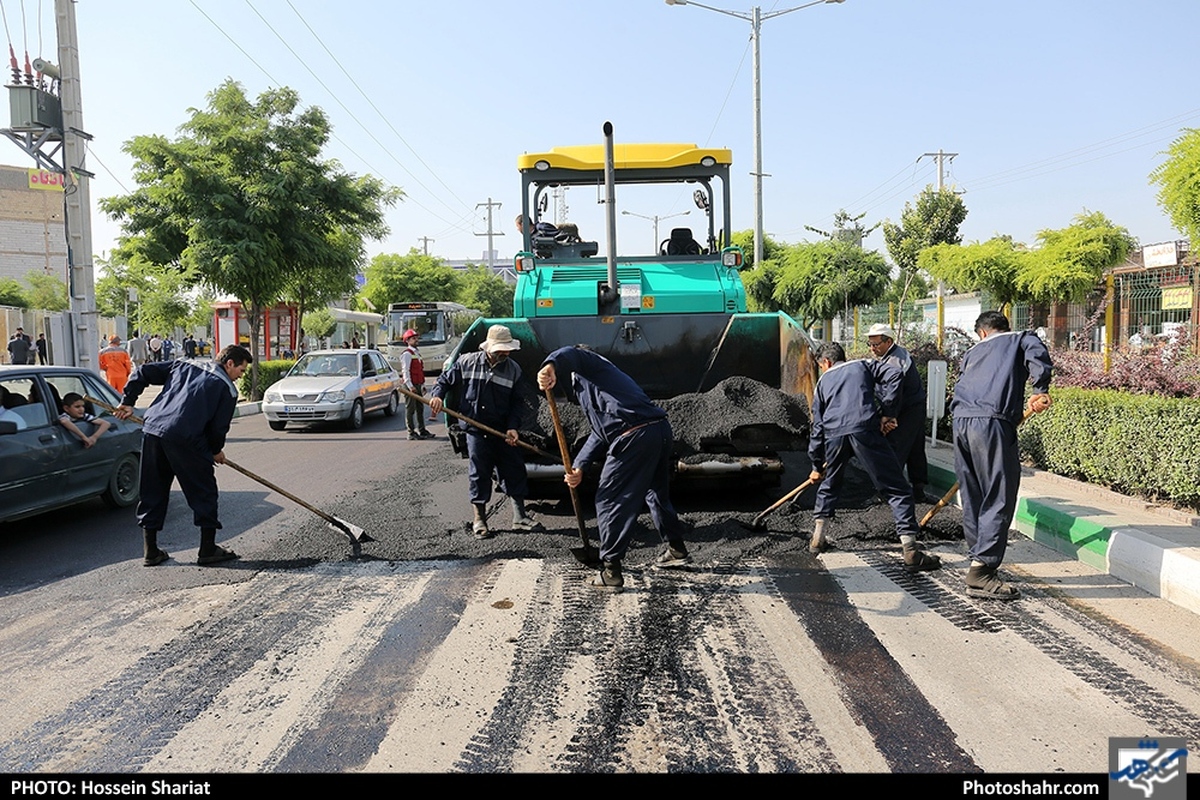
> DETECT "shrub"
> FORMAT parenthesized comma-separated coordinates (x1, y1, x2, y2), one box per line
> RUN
(238, 359, 295, 400)
(1019, 387, 1200, 510)
(1050, 334, 1200, 399)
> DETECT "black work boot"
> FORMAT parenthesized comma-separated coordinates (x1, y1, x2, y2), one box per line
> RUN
(197, 526, 238, 566)
(902, 542, 941, 572)
(965, 563, 1019, 600)
(591, 560, 624, 591)
(143, 529, 169, 567)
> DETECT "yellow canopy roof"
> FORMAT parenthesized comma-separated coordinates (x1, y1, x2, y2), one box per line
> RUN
(518, 143, 732, 172)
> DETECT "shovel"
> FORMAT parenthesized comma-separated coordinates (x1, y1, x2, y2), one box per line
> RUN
(87, 397, 372, 547)
(920, 406, 1038, 528)
(544, 389, 601, 567)
(741, 476, 817, 531)
(397, 385, 558, 462)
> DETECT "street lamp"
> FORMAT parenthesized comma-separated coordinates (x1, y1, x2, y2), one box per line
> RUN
(665, 0, 845, 267)
(622, 209, 690, 253)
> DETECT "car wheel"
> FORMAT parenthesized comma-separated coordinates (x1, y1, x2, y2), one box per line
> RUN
(384, 391, 399, 417)
(102, 453, 140, 508)
(345, 399, 365, 430)
(269, 420, 287, 431)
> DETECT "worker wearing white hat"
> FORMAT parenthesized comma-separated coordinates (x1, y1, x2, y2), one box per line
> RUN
(866, 323, 928, 502)
(429, 325, 538, 538)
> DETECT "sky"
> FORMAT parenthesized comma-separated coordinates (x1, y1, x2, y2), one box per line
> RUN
(4, 0, 1198, 269)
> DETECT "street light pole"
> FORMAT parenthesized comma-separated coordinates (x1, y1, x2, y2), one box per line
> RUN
(665, 0, 845, 267)
(622, 209, 691, 253)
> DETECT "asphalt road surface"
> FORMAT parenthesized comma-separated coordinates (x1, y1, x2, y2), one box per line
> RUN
(2, 411, 1198, 773)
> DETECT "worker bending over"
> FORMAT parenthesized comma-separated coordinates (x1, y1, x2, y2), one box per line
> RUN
(808, 342, 940, 571)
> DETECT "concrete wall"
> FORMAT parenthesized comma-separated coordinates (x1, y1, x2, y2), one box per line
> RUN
(0, 163, 68, 284)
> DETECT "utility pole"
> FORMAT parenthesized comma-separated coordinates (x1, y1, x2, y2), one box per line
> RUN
(921, 149, 957, 191)
(474, 197, 503, 268)
(551, 186, 569, 225)
(417, 236, 435, 255)
(921, 149, 957, 351)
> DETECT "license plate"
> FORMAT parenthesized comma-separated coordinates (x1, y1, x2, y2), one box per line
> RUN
(284, 406, 315, 413)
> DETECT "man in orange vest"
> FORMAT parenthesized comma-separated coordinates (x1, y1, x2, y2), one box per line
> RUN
(99, 335, 134, 393)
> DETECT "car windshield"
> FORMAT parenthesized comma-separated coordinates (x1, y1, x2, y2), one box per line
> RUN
(291, 354, 358, 377)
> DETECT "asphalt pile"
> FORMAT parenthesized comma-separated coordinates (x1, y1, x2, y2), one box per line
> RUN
(518, 376, 810, 460)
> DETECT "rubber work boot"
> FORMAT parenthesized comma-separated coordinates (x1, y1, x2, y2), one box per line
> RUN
(472, 504, 492, 539)
(591, 560, 624, 591)
(197, 527, 238, 566)
(809, 518, 829, 554)
(902, 543, 941, 572)
(654, 540, 691, 569)
(965, 564, 1020, 600)
(511, 499, 541, 531)
(143, 529, 169, 567)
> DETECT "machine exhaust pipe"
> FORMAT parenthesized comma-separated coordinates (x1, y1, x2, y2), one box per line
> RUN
(601, 121, 618, 306)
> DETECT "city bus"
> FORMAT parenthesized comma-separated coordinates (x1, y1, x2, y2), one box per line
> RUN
(384, 301, 479, 375)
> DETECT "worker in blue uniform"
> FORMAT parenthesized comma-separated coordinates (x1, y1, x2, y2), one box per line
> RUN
(115, 344, 253, 567)
(537, 345, 691, 591)
(429, 325, 537, 538)
(951, 311, 1053, 600)
(807, 341, 941, 571)
(867, 323, 928, 501)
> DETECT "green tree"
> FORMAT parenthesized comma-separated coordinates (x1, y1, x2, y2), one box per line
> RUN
(1149, 127, 1200, 245)
(919, 237, 1026, 306)
(882, 186, 968, 319)
(805, 209, 881, 247)
(0, 278, 29, 308)
(302, 307, 336, 341)
(1018, 211, 1135, 302)
(772, 240, 890, 329)
(23, 271, 69, 311)
(360, 250, 461, 312)
(457, 264, 514, 317)
(730, 229, 783, 270)
(101, 80, 396, 398)
(96, 256, 199, 335)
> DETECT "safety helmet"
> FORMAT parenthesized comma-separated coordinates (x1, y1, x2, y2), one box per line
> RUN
(403, 329, 419, 340)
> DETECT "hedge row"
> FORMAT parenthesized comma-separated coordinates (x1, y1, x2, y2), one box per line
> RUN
(1018, 387, 1200, 510)
(237, 359, 295, 400)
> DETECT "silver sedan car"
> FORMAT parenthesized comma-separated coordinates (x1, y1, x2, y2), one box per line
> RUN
(262, 349, 401, 431)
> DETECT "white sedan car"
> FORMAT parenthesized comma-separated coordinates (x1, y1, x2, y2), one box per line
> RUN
(262, 349, 401, 431)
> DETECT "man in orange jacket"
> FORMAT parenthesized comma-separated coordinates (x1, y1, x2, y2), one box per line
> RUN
(99, 335, 134, 392)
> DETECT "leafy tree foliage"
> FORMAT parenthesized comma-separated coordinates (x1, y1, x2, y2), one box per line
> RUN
(1149, 127, 1200, 245)
(23, 272, 68, 311)
(360, 250, 462, 313)
(772, 240, 890, 329)
(883, 186, 968, 317)
(919, 237, 1024, 306)
(1018, 211, 1135, 302)
(0, 278, 28, 308)
(302, 307, 336, 340)
(101, 80, 396, 397)
(730, 229, 783, 270)
(458, 264, 514, 317)
(96, 256, 199, 335)
(805, 209, 880, 247)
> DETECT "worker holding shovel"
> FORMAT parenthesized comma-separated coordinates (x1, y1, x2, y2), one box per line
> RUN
(807, 342, 941, 572)
(114, 344, 253, 567)
(429, 325, 538, 538)
(951, 311, 1053, 600)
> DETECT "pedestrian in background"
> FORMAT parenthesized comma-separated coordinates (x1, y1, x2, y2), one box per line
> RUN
(35, 333, 48, 365)
(7, 328, 32, 365)
(866, 323, 928, 501)
(128, 333, 148, 366)
(99, 335, 134, 393)
(951, 311, 1053, 600)
(537, 345, 691, 591)
(399, 328, 433, 440)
